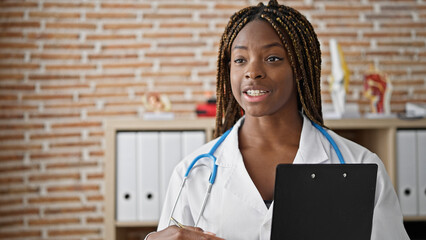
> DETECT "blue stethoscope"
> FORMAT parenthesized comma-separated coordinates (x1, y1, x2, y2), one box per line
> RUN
(168, 121, 345, 227)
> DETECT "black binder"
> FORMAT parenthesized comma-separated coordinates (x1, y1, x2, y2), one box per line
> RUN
(271, 164, 377, 240)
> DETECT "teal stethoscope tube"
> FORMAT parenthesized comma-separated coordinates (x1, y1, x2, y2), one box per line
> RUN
(169, 121, 345, 227)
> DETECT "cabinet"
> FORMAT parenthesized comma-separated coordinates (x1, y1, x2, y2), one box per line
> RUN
(105, 117, 426, 240)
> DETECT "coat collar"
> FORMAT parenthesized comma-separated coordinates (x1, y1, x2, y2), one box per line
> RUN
(212, 115, 332, 216)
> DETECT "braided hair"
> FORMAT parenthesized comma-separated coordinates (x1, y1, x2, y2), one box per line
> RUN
(214, 0, 323, 138)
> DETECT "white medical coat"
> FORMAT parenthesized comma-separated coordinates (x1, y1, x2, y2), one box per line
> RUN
(157, 115, 409, 240)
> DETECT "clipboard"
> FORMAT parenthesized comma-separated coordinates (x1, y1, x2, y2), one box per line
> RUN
(271, 164, 377, 240)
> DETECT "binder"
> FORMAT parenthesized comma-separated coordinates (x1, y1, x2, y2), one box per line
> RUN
(137, 132, 160, 221)
(116, 132, 137, 221)
(417, 130, 426, 215)
(181, 131, 206, 157)
(159, 131, 182, 207)
(396, 130, 418, 216)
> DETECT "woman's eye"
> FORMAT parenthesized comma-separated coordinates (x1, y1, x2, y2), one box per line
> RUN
(267, 56, 283, 62)
(233, 58, 245, 64)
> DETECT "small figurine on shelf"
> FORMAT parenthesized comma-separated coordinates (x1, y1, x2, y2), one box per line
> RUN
(329, 38, 350, 115)
(363, 65, 392, 115)
(142, 92, 174, 120)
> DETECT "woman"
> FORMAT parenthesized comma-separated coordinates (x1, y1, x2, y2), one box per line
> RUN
(146, 1, 409, 239)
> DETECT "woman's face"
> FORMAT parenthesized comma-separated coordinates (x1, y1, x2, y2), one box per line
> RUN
(230, 20, 298, 118)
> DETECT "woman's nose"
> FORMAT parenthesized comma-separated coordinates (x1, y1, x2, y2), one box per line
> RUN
(245, 60, 265, 80)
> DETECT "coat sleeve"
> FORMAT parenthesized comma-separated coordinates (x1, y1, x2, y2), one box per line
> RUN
(369, 154, 410, 240)
(157, 164, 195, 231)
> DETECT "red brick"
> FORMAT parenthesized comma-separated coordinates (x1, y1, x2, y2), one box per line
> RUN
(27, 32, 80, 40)
(324, 5, 373, 11)
(86, 34, 136, 40)
(214, 3, 249, 10)
(89, 131, 104, 137)
(22, 93, 73, 101)
(51, 121, 102, 129)
(29, 173, 81, 182)
(101, 43, 150, 50)
(0, 165, 39, 173)
(30, 132, 80, 140)
(28, 217, 80, 226)
(0, 176, 24, 184)
(43, 2, 95, 8)
(44, 206, 96, 215)
(0, 12, 24, 18)
(28, 74, 80, 81)
(44, 43, 94, 50)
(0, 208, 39, 217)
(365, 13, 413, 20)
(85, 73, 134, 80)
(88, 53, 138, 60)
(0, 53, 25, 60)
(30, 152, 80, 160)
(103, 23, 152, 30)
(0, 154, 24, 162)
(0, 186, 39, 195)
(0, 123, 43, 130)
(0, 219, 24, 228)
(1, 83, 35, 91)
(50, 140, 101, 148)
(0, 63, 39, 69)
(0, 112, 26, 120)
(86, 217, 103, 224)
(48, 228, 100, 237)
(381, 22, 426, 29)
(29, 12, 81, 19)
(86, 12, 136, 19)
(0, 2, 38, 8)
(0, 21, 40, 28)
(78, 92, 128, 99)
(94, 82, 146, 89)
(87, 172, 104, 180)
(0, 32, 24, 38)
(363, 31, 412, 38)
(46, 161, 98, 169)
(31, 53, 81, 60)
(45, 64, 96, 71)
(0, 231, 41, 238)
(87, 195, 104, 202)
(40, 83, 90, 90)
(28, 196, 80, 204)
(47, 184, 99, 193)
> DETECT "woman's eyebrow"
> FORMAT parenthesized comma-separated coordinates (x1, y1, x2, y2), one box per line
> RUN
(232, 42, 283, 51)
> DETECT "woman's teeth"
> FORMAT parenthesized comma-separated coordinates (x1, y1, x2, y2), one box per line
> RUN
(246, 90, 267, 96)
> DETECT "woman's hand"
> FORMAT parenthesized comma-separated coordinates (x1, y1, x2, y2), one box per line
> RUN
(146, 225, 224, 240)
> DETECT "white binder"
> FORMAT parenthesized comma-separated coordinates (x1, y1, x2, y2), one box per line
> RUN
(137, 132, 160, 221)
(159, 132, 182, 207)
(417, 130, 426, 215)
(116, 132, 137, 221)
(396, 130, 418, 216)
(182, 131, 206, 157)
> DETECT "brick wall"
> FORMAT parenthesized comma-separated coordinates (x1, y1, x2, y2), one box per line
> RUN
(0, 0, 425, 239)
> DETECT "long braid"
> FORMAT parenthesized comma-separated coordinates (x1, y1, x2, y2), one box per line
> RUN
(214, 0, 323, 138)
